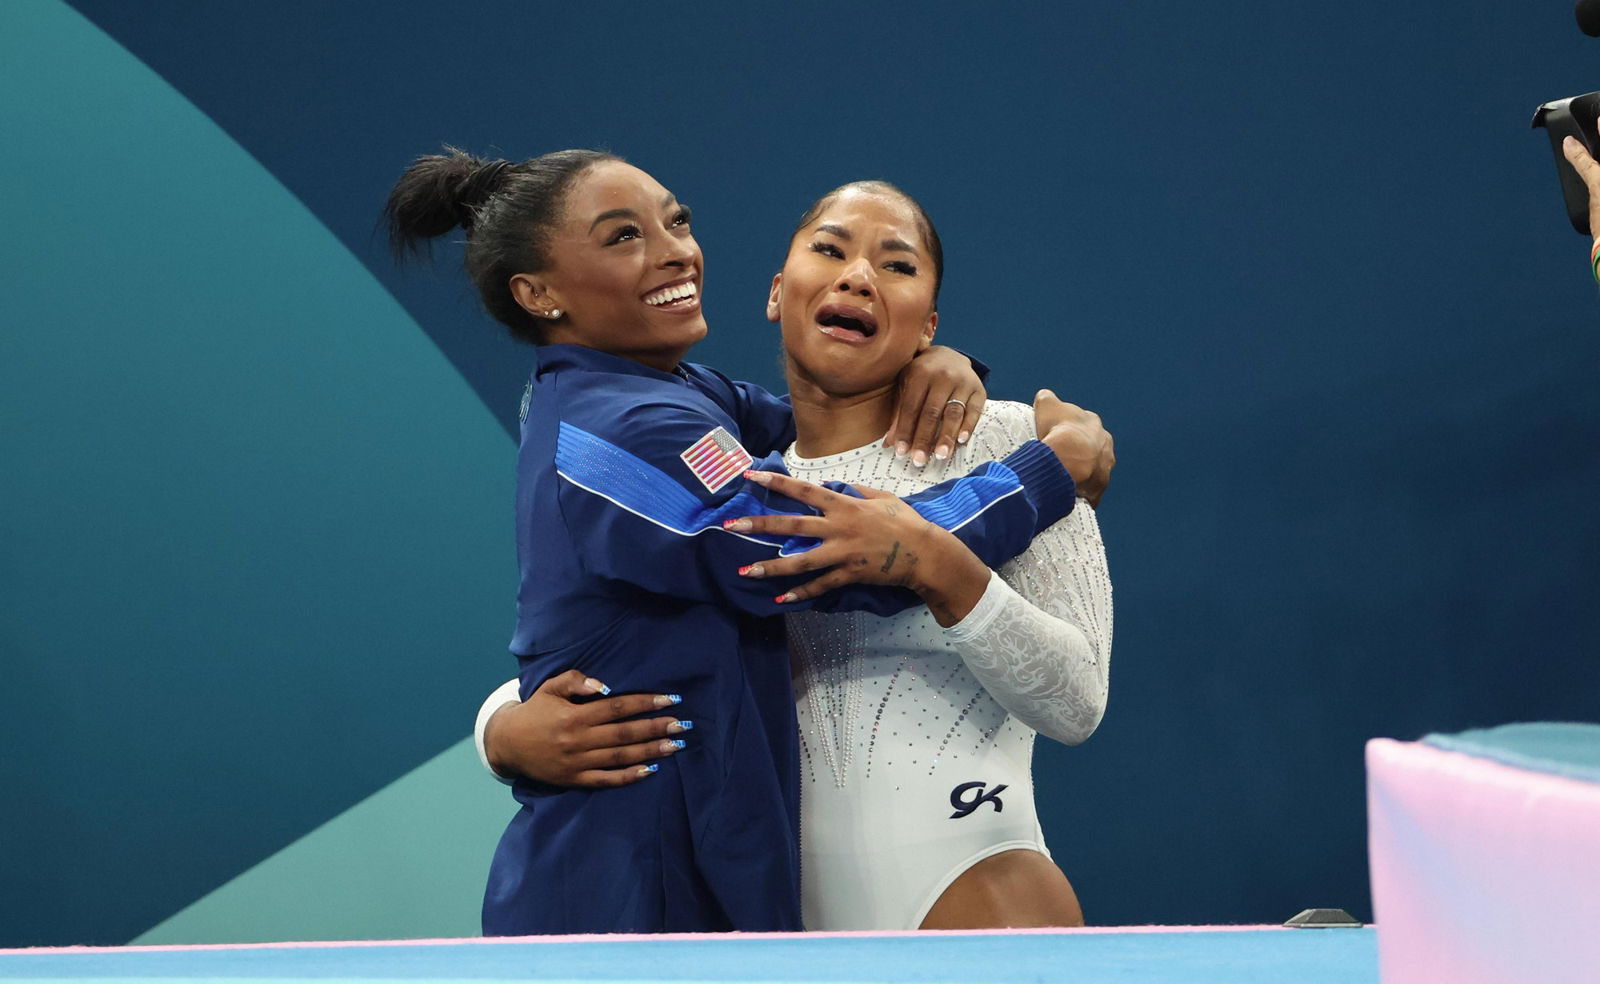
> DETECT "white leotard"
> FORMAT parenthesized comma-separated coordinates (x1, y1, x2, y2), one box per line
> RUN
(473, 400, 1112, 930)
(786, 400, 1112, 930)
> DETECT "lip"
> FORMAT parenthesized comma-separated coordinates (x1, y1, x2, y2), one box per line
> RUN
(814, 302, 879, 344)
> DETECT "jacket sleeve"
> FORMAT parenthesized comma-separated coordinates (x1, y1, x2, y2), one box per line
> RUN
(681, 350, 990, 460)
(553, 403, 1074, 618)
(678, 363, 796, 458)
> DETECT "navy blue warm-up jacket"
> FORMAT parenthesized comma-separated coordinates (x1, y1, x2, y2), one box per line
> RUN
(482, 344, 1075, 935)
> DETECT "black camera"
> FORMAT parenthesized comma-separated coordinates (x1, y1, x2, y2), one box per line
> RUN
(1532, 92, 1600, 234)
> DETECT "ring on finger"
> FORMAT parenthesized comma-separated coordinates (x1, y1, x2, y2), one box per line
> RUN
(944, 399, 966, 409)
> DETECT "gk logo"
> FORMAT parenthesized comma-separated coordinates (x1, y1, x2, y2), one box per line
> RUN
(949, 781, 1008, 819)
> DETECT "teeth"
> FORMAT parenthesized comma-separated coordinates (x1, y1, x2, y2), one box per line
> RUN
(645, 281, 698, 306)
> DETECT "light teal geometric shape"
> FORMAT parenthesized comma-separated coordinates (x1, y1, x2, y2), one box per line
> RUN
(134, 739, 515, 944)
(0, 0, 522, 944)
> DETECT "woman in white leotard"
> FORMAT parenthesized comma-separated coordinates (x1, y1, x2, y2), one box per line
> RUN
(478, 180, 1112, 930)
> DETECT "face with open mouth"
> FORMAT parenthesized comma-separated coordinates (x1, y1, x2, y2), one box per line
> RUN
(510, 161, 706, 372)
(766, 187, 938, 397)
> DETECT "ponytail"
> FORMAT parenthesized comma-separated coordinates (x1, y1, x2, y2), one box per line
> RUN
(383, 146, 619, 343)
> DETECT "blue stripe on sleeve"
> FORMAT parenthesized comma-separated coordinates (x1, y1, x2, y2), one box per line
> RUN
(555, 422, 815, 553)
(556, 424, 1025, 555)
(905, 462, 1023, 530)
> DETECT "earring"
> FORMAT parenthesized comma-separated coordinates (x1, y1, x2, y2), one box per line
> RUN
(546, 308, 563, 319)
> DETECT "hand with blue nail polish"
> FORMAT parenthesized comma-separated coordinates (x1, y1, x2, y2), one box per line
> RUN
(479, 669, 689, 788)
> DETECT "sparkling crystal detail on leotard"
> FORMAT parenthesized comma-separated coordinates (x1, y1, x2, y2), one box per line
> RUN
(785, 401, 1112, 783)
(785, 401, 1115, 932)
(790, 609, 865, 787)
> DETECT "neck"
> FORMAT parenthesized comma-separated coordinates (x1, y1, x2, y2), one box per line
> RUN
(544, 331, 687, 375)
(785, 369, 898, 458)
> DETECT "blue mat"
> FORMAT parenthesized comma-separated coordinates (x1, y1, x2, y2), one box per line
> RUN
(0, 928, 1377, 983)
(1423, 722, 1600, 785)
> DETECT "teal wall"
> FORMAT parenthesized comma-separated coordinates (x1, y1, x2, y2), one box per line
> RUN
(3, 0, 1598, 947)
(1, 1, 515, 946)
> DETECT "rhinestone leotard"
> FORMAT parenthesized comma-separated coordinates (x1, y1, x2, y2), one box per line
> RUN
(787, 400, 1113, 930)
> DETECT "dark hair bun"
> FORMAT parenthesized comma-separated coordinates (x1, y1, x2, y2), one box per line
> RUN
(384, 146, 513, 256)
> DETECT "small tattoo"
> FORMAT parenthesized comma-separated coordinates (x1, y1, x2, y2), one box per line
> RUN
(880, 542, 901, 574)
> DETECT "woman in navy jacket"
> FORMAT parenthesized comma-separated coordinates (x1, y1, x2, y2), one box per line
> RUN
(386, 149, 1095, 934)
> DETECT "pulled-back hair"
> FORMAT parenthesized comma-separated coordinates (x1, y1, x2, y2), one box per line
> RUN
(792, 180, 945, 305)
(384, 146, 620, 343)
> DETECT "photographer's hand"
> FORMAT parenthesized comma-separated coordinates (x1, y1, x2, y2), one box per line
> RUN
(1562, 136, 1600, 253)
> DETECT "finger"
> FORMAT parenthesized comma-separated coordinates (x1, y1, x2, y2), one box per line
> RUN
(570, 763, 667, 789)
(882, 391, 906, 448)
(774, 567, 871, 604)
(932, 393, 969, 462)
(724, 513, 830, 539)
(890, 372, 933, 459)
(574, 692, 684, 726)
(741, 545, 838, 579)
(538, 668, 611, 699)
(1565, 135, 1600, 178)
(909, 378, 960, 468)
(737, 470, 845, 509)
(584, 714, 693, 749)
(580, 732, 690, 771)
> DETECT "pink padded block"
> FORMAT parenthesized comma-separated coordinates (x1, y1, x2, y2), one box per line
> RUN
(1366, 738, 1600, 984)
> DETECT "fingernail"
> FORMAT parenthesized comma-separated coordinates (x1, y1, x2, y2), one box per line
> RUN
(935, 444, 950, 460)
(774, 592, 795, 604)
(662, 739, 687, 753)
(584, 677, 611, 696)
(669, 720, 695, 733)
(912, 450, 928, 468)
(723, 518, 752, 531)
(894, 441, 910, 458)
(638, 764, 659, 776)
(958, 430, 970, 445)
(739, 563, 764, 577)
(743, 470, 772, 485)
(654, 693, 683, 708)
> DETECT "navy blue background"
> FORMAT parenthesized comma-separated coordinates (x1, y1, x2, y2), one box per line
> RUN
(5, 0, 1598, 945)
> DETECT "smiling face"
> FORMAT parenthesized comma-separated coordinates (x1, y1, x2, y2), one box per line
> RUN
(509, 160, 706, 371)
(767, 187, 939, 398)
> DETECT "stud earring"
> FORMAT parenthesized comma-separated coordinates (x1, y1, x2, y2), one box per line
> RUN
(547, 308, 563, 319)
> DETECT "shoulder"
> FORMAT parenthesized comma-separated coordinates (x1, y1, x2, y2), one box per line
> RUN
(552, 383, 752, 502)
(553, 367, 731, 444)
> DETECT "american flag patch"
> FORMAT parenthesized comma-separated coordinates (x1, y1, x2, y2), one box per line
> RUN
(680, 426, 753, 493)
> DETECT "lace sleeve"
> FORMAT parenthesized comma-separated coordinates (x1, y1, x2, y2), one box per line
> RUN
(941, 502, 1113, 745)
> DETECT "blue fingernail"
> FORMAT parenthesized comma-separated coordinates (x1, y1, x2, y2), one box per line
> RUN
(666, 739, 687, 750)
(677, 720, 695, 731)
(641, 764, 659, 774)
(665, 694, 683, 705)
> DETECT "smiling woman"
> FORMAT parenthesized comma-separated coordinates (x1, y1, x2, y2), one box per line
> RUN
(505, 161, 708, 371)
(384, 147, 1106, 935)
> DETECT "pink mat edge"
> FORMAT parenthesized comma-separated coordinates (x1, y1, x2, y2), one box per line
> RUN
(0, 924, 1293, 956)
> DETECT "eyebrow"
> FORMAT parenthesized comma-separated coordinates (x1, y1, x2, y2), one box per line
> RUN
(588, 194, 679, 233)
(814, 223, 918, 255)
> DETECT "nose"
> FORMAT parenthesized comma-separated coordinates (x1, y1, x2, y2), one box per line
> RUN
(835, 256, 874, 298)
(654, 230, 696, 270)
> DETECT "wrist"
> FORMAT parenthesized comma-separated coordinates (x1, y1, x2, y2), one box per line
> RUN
(909, 525, 991, 627)
(482, 702, 520, 778)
